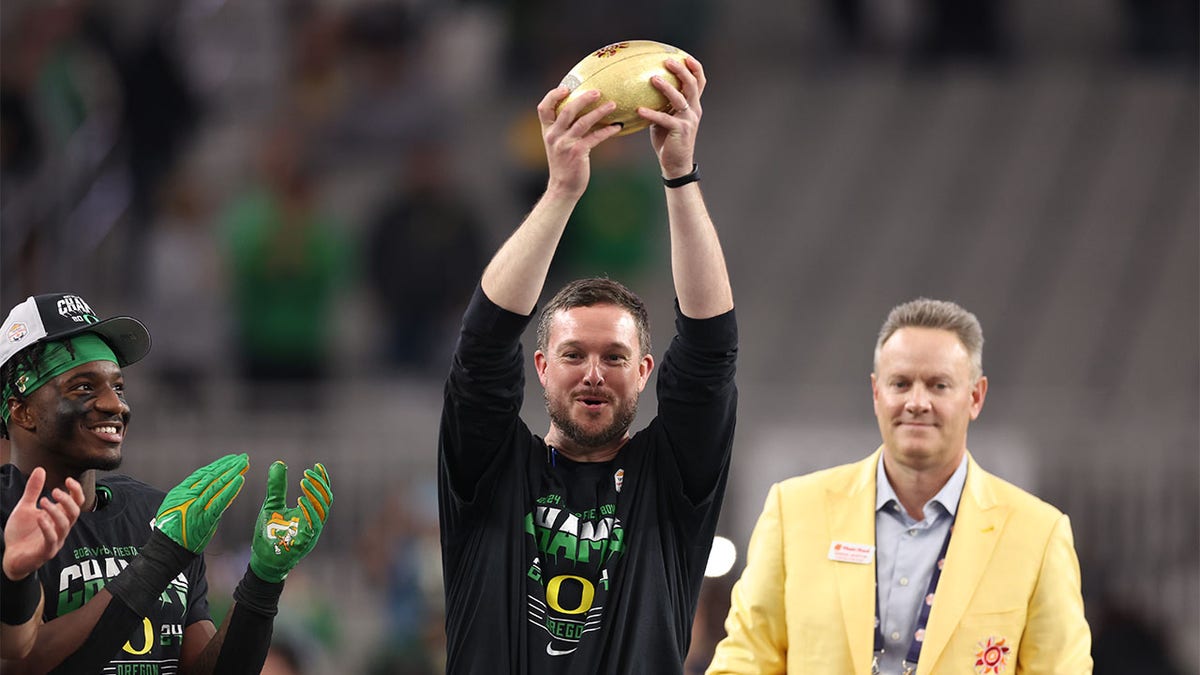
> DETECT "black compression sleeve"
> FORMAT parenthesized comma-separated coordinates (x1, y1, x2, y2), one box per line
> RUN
(1, 556, 42, 627)
(47, 530, 195, 674)
(105, 530, 196, 616)
(1, 534, 43, 625)
(212, 566, 284, 674)
(0, 571, 41, 626)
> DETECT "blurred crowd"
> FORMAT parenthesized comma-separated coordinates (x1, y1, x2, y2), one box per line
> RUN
(3, 0, 1194, 385)
(1, 0, 1195, 672)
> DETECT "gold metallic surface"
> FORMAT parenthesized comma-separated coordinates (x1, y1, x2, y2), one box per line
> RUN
(556, 40, 693, 137)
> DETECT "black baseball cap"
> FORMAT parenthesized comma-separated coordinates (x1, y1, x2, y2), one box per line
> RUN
(0, 293, 152, 369)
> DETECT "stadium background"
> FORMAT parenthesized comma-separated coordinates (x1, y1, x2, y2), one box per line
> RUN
(1, 0, 1196, 672)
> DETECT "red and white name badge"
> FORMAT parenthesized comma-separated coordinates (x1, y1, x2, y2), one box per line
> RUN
(828, 541, 875, 564)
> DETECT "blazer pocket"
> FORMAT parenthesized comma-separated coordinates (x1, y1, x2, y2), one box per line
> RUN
(937, 608, 1026, 669)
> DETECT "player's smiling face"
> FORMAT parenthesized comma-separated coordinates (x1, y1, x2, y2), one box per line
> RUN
(24, 360, 131, 472)
(535, 304, 654, 458)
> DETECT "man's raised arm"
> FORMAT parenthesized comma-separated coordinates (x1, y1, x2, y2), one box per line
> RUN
(481, 89, 622, 314)
(638, 56, 733, 319)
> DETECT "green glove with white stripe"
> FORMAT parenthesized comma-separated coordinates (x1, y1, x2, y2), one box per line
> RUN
(153, 453, 249, 553)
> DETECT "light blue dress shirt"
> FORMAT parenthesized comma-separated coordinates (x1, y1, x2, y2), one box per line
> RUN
(873, 454, 968, 674)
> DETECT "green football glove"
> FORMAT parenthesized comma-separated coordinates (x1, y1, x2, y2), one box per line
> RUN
(153, 453, 249, 553)
(249, 461, 332, 583)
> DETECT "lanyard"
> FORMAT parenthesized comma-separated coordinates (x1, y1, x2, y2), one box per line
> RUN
(871, 510, 957, 675)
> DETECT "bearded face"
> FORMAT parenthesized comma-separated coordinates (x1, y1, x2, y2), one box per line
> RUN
(534, 304, 654, 459)
(544, 385, 640, 449)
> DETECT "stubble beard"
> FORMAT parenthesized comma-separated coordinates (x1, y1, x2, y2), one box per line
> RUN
(545, 390, 639, 450)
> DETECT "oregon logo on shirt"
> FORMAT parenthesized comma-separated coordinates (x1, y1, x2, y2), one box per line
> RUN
(524, 499, 624, 654)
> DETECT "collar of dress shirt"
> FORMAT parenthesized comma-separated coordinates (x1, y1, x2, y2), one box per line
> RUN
(875, 453, 969, 519)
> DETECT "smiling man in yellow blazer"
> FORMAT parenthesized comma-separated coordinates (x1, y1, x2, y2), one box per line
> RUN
(709, 299, 1092, 674)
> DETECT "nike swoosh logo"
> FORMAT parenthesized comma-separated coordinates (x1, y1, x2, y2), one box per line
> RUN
(154, 513, 180, 529)
(546, 644, 577, 657)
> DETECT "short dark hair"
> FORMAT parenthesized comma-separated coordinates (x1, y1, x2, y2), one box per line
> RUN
(0, 341, 56, 439)
(536, 278, 651, 356)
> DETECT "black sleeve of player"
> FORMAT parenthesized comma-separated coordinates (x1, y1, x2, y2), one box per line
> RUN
(0, 533, 44, 626)
(210, 605, 273, 674)
(51, 531, 197, 673)
(211, 566, 284, 674)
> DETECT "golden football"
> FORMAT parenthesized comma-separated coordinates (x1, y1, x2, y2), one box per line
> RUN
(556, 40, 693, 136)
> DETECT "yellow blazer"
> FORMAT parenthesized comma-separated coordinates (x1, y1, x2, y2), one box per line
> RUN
(708, 449, 1092, 674)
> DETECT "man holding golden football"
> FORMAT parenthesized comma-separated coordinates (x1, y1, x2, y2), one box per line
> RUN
(438, 50, 738, 673)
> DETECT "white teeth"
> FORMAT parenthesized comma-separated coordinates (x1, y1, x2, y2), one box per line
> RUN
(95, 426, 118, 435)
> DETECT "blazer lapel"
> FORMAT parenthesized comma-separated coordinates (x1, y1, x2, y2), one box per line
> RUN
(827, 450, 882, 675)
(917, 454, 1011, 674)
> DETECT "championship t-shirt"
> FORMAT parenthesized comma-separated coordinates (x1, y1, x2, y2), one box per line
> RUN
(1, 465, 211, 673)
(439, 286, 738, 674)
